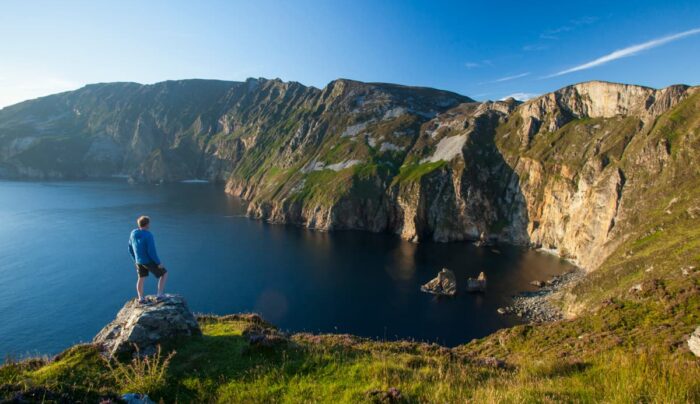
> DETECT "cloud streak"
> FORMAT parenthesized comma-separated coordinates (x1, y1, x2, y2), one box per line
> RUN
(491, 72, 530, 83)
(547, 27, 700, 78)
(540, 16, 599, 40)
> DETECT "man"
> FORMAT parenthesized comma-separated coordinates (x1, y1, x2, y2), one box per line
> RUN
(128, 216, 168, 304)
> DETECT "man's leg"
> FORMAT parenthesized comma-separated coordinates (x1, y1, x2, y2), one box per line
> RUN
(157, 272, 168, 296)
(136, 276, 145, 300)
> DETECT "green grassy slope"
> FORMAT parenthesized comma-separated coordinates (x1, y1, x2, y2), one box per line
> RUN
(2, 313, 699, 403)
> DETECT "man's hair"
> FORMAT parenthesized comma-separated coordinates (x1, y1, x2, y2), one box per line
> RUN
(137, 216, 150, 228)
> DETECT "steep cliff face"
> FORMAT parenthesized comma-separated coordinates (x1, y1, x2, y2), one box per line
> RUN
(494, 82, 696, 269)
(0, 78, 697, 272)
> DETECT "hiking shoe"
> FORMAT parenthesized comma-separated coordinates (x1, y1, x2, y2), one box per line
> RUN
(138, 298, 150, 305)
(155, 294, 166, 302)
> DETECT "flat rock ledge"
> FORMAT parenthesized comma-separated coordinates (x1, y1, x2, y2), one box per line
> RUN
(94, 294, 201, 357)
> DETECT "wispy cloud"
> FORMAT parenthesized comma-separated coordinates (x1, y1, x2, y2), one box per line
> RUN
(500, 92, 538, 101)
(546, 27, 700, 78)
(483, 72, 530, 84)
(464, 59, 493, 69)
(540, 16, 599, 40)
(523, 44, 549, 52)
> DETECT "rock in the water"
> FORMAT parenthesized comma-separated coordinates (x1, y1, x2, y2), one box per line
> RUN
(94, 294, 201, 357)
(497, 307, 506, 315)
(421, 268, 457, 296)
(530, 280, 545, 287)
(466, 271, 487, 292)
(689, 326, 700, 357)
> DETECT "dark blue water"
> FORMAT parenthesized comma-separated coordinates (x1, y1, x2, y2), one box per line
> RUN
(0, 180, 574, 356)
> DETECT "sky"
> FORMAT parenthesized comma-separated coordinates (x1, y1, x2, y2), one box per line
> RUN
(1, 0, 699, 108)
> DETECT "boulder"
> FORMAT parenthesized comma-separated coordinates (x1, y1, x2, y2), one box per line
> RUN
(689, 326, 700, 357)
(466, 271, 487, 292)
(94, 294, 201, 357)
(421, 268, 457, 296)
(530, 280, 545, 288)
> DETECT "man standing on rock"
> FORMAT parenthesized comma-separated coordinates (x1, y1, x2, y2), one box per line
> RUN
(128, 216, 168, 304)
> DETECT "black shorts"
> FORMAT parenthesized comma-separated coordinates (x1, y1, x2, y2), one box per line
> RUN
(136, 263, 167, 278)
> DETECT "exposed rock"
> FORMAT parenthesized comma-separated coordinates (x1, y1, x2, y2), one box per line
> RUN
(628, 283, 643, 293)
(93, 294, 201, 357)
(688, 327, 700, 357)
(506, 270, 586, 323)
(466, 272, 487, 292)
(421, 268, 457, 296)
(530, 280, 545, 288)
(421, 134, 467, 163)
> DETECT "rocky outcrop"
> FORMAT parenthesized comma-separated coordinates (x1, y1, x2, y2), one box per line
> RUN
(421, 268, 457, 296)
(94, 295, 201, 357)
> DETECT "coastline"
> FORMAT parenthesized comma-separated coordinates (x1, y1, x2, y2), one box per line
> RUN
(501, 269, 586, 323)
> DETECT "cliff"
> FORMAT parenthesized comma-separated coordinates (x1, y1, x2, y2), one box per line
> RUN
(0, 79, 698, 275)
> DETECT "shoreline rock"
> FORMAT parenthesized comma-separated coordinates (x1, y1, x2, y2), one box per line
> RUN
(502, 270, 586, 323)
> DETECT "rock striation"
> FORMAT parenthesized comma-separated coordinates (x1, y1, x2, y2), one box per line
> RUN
(94, 294, 201, 357)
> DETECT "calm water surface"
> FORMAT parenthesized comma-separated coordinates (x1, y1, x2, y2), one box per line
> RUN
(0, 180, 575, 356)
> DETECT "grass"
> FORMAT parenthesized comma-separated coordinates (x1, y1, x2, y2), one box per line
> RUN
(2, 310, 699, 403)
(104, 346, 175, 396)
(392, 160, 447, 184)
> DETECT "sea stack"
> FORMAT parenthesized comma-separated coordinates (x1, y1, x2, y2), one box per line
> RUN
(421, 268, 457, 296)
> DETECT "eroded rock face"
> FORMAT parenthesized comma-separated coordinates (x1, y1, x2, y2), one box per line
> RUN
(94, 295, 201, 357)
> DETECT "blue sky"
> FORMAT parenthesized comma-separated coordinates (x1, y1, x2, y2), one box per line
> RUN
(1, 0, 699, 107)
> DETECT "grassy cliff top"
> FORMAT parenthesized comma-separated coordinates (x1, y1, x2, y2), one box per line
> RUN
(2, 307, 699, 403)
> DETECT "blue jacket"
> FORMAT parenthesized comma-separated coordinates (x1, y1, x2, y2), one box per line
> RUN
(128, 229, 161, 265)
